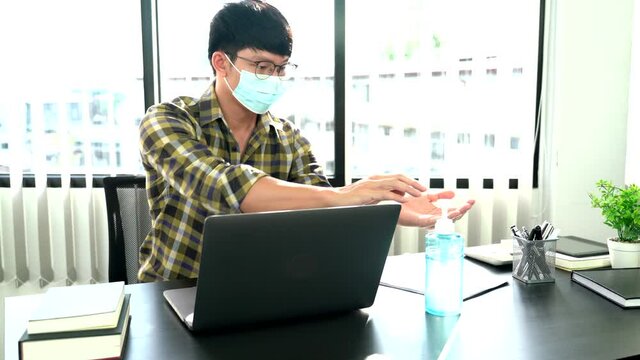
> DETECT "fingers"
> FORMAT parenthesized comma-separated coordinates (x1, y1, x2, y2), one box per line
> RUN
(386, 179, 424, 198)
(382, 190, 411, 203)
(339, 177, 419, 204)
(427, 190, 455, 202)
(398, 198, 475, 227)
(416, 214, 439, 229)
(398, 210, 438, 228)
(446, 200, 475, 221)
(369, 174, 427, 194)
(359, 175, 427, 201)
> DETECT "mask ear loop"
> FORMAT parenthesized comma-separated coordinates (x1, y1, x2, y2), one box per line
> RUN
(223, 53, 241, 74)
(222, 53, 241, 93)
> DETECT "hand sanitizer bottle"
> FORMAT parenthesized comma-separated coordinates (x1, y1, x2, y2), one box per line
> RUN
(425, 204, 464, 316)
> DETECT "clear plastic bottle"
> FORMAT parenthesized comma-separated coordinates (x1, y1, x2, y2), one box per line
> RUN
(425, 205, 464, 316)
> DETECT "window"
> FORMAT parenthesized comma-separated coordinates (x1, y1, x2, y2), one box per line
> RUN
(0, 1, 541, 182)
(0, 0, 144, 174)
(156, 0, 222, 101)
(346, 0, 541, 180)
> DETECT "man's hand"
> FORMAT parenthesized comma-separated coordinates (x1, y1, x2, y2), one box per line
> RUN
(397, 191, 475, 228)
(334, 174, 427, 205)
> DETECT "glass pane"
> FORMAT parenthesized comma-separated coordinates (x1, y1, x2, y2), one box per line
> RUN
(0, 1, 144, 174)
(157, 0, 222, 101)
(346, 0, 540, 180)
(157, 0, 335, 176)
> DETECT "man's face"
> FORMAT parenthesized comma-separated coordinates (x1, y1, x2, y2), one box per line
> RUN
(224, 48, 290, 88)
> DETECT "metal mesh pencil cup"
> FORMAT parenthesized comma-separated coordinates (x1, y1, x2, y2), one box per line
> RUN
(512, 236, 557, 284)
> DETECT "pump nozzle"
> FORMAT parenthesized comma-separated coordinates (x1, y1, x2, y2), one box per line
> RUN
(435, 201, 454, 234)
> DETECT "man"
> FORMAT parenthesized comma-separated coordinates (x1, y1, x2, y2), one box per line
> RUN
(138, 0, 474, 282)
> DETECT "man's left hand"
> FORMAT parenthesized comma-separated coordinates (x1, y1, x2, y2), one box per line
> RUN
(397, 191, 475, 228)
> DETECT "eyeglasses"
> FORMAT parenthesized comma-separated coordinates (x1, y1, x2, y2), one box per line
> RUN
(232, 54, 298, 80)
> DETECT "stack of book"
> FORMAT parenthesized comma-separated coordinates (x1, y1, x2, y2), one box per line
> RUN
(18, 281, 131, 360)
(554, 236, 610, 271)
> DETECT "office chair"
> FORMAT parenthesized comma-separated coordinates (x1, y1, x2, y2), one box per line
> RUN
(103, 175, 152, 284)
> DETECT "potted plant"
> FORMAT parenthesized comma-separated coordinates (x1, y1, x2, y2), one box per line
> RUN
(589, 180, 640, 268)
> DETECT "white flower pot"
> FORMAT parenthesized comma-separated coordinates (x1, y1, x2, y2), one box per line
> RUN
(607, 238, 640, 268)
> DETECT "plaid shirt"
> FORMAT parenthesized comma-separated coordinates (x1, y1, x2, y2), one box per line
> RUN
(138, 83, 330, 282)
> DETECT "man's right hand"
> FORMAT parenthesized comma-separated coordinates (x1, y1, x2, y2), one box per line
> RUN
(334, 174, 427, 205)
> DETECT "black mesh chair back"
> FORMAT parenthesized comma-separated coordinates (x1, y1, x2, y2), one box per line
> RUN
(104, 175, 152, 284)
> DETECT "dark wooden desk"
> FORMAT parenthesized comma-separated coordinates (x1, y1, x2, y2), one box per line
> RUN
(123, 278, 446, 360)
(6, 256, 640, 360)
(447, 263, 640, 359)
(119, 256, 640, 360)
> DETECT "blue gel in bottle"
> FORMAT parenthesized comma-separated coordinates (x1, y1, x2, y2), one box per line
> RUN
(425, 205, 464, 316)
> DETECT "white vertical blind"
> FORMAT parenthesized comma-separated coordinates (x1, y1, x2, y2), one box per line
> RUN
(0, 0, 143, 291)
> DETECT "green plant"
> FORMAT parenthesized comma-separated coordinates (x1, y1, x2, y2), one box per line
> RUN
(589, 180, 640, 242)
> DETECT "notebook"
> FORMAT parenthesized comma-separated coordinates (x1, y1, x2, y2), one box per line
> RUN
(572, 268, 640, 308)
(163, 204, 401, 332)
(555, 235, 608, 257)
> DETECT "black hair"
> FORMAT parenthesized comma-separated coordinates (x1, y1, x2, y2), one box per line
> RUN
(208, 0, 292, 73)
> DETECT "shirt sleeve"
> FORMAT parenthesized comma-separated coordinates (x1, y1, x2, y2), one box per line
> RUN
(286, 125, 332, 187)
(139, 103, 268, 213)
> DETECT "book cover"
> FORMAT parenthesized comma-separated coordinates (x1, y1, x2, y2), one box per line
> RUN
(19, 294, 131, 360)
(556, 236, 609, 258)
(28, 281, 125, 334)
(571, 268, 640, 308)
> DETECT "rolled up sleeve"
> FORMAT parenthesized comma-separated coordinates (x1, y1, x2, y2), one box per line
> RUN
(140, 103, 268, 213)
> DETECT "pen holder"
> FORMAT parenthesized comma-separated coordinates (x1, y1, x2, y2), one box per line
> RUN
(512, 236, 557, 284)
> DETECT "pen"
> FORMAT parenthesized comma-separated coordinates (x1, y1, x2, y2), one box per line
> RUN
(510, 225, 522, 238)
(542, 224, 554, 240)
(532, 225, 553, 277)
(511, 225, 528, 277)
(540, 221, 550, 238)
(529, 225, 542, 240)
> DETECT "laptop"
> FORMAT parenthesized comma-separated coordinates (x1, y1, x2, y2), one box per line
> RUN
(163, 203, 401, 332)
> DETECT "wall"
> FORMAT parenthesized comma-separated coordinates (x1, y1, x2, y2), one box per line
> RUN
(546, 0, 635, 241)
(627, 1, 640, 185)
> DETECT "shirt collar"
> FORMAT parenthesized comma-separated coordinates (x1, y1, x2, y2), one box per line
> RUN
(198, 82, 223, 127)
(198, 81, 284, 134)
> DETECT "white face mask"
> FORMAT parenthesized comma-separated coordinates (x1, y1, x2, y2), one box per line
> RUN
(223, 54, 288, 114)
